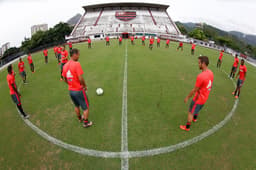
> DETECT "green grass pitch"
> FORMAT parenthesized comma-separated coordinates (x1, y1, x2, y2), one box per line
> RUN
(0, 39, 255, 169)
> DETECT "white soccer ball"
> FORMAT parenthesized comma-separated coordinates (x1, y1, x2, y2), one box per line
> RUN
(96, 88, 104, 96)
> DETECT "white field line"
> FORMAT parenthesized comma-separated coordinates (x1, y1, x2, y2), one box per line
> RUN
(121, 41, 129, 170)
(12, 48, 243, 160)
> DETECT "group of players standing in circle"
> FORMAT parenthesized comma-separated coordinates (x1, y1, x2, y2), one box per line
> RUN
(6, 36, 247, 131)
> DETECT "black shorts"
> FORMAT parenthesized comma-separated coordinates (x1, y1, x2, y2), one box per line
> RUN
(20, 71, 26, 78)
(231, 66, 237, 73)
(11, 93, 21, 105)
(237, 79, 244, 88)
(189, 100, 204, 115)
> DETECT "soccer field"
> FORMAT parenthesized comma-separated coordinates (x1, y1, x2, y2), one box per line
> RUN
(0, 39, 255, 169)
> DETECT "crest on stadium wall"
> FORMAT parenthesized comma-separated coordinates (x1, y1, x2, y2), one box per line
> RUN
(115, 11, 136, 21)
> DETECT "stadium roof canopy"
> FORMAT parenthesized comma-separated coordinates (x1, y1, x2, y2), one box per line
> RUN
(83, 2, 169, 11)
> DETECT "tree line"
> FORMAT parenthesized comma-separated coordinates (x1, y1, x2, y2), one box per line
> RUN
(1, 22, 73, 59)
(176, 23, 256, 58)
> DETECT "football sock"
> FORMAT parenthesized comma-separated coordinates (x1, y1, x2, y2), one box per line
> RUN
(186, 122, 191, 129)
(17, 105, 27, 117)
(194, 114, 198, 120)
(84, 119, 88, 123)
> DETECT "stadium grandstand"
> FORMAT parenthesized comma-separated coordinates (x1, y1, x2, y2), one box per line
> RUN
(67, 2, 183, 41)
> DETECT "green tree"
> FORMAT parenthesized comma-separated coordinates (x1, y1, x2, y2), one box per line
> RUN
(189, 28, 206, 40)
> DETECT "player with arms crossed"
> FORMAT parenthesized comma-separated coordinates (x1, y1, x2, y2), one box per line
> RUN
(232, 59, 247, 99)
(180, 56, 214, 131)
(7, 65, 29, 119)
(62, 49, 93, 128)
(229, 54, 239, 78)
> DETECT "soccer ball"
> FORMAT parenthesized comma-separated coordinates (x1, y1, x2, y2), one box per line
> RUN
(96, 88, 104, 96)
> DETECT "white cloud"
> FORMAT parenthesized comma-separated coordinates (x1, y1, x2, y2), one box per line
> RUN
(0, 0, 255, 47)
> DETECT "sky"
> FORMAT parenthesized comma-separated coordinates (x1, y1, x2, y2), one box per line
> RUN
(0, 0, 256, 47)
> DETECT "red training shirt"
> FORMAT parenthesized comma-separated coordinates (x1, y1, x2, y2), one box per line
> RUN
(18, 61, 25, 72)
(43, 49, 48, 56)
(7, 73, 17, 95)
(61, 50, 69, 64)
(193, 69, 214, 105)
(233, 58, 239, 67)
(27, 55, 33, 64)
(62, 60, 84, 91)
(219, 52, 223, 60)
(238, 65, 247, 80)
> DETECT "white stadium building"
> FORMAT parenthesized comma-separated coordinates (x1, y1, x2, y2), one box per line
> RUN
(67, 2, 183, 41)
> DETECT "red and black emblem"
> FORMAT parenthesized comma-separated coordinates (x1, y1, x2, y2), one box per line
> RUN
(115, 11, 136, 21)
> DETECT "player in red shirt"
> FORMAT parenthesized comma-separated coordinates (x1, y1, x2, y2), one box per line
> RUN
(232, 59, 247, 99)
(217, 50, 224, 68)
(157, 38, 161, 48)
(7, 65, 29, 119)
(57, 46, 63, 64)
(177, 41, 183, 51)
(229, 54, 239, 78)
(18, 58, 27, 84)
(60, 46, 69, 81)
(106, 36, 110, 46)
(62, 49, 92, 128)
(43, 49, 48, 64)
(149, 37, 154, 50)
(191, 43, 196, 55)
(141, 36, 145, 46)
(27, 53, 35, 73)
(166, 39, 170, 48)
(130, 36, 135, 45)
(119, 36, 123, 45)
(180, 56, 214, 131)
(88, 38, 92, 49)
(53, 46, 58, 58)
(68, 42, 72, 50)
